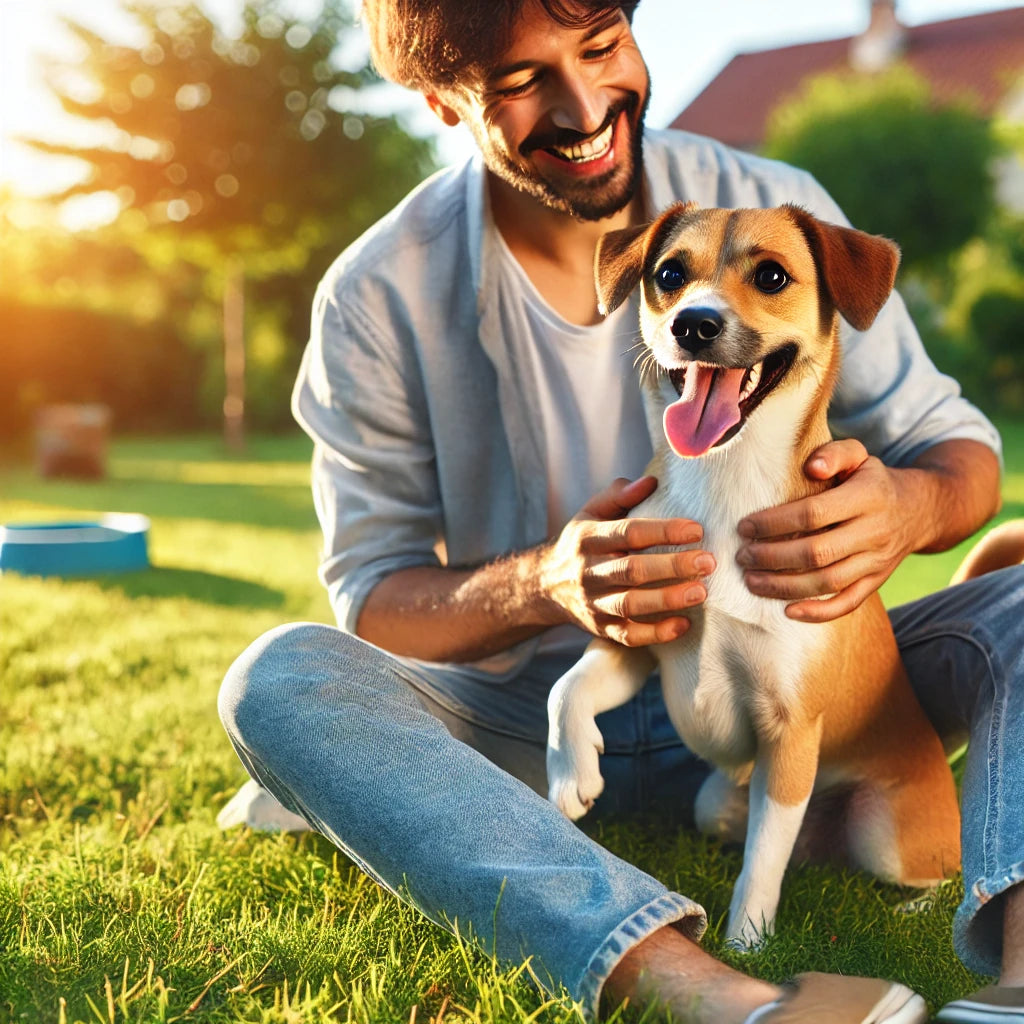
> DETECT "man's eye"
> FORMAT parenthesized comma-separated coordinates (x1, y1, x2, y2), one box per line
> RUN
(584, 41, 618, 60)
(655, 259, 685, 291)
(490, 73, 538, 99)
(495, 80, 533, 98)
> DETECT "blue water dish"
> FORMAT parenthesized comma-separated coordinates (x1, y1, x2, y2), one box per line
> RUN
(0, 514, 151, 577)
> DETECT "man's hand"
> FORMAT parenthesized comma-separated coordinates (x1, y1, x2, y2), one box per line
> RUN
(735, 438, 1001, 623)
(540, 476, 715, 646)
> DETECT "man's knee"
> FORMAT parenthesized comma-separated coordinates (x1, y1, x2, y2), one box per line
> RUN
(218, 621, 357, 746)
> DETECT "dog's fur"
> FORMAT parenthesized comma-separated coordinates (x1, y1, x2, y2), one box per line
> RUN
(545, 203, 961, 948)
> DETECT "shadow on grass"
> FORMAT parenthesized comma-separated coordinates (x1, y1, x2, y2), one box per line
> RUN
(96, 566, 284, 608)
(3, 476, 318, 530)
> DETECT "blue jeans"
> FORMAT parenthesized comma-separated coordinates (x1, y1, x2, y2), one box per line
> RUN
(218, 565, 1024, 1012)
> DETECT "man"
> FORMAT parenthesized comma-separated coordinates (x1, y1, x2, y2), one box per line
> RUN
(217, 2, 1024, 1021)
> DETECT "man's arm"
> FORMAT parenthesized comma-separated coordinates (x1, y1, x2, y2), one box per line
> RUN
(736, 437, 1001, 623)
(357, 476, 716, 662)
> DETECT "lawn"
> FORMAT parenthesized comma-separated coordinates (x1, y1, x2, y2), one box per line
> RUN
(1, 424, 1022, 1023)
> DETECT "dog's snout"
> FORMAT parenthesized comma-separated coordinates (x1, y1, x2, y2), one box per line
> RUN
(671, 307, 724, 352)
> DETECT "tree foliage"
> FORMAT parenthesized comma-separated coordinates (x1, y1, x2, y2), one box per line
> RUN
(30, 0, 435, 251)
(8, 0, 438, 436)
(764, 67, 1000, 275)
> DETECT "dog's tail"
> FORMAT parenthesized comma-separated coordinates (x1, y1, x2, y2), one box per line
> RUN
(950, 519, 1024, 585)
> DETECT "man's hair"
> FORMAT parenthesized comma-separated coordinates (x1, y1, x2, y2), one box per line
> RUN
(361, 0, 640, 92)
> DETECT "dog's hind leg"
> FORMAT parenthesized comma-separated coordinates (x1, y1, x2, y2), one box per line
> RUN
(845, 739, 961, 887)
(726, 716, 823, 948)
(547, 640, 655, 819)
(695, 768, 750, 845)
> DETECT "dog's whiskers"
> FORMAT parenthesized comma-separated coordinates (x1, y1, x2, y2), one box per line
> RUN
(638, 352, 665, 388)
(623, 338, 667, 389)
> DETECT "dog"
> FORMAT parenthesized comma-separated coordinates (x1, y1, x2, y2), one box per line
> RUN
(951, 519, 1024, 585)
(545, 202, 961, 948)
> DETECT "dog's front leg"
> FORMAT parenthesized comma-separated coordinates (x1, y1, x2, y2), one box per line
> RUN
(547, 640, 655, 819)
(726, 716, 823, 949)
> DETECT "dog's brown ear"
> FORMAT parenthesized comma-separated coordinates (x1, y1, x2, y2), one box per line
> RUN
(595, 201, 698, 316)
(785, 205, 901, 331)
(595, 223, 649, 316)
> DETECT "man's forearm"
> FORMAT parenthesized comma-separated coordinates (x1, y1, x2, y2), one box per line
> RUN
(356, 547, 565, 663)
(903, 439, 1001, 554)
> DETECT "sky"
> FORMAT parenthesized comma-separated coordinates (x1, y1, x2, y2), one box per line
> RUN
(1, 0, 1022, 206)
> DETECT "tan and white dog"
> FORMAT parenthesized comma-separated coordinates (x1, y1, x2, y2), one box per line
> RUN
(545, 202, 961, 948)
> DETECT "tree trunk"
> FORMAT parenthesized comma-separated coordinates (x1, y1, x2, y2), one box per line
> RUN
(223, 259, 246, 452)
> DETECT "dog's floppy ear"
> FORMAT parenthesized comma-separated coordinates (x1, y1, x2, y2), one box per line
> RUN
(595, 201, 698, 316)
(595, 222, 650, 316)
(784, 205, 901, 331)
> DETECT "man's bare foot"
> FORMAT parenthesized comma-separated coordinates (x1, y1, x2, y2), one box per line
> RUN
(602, 925, 779, 1024)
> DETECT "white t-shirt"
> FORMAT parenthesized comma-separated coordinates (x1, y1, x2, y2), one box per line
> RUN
(489, 225, 653, 653)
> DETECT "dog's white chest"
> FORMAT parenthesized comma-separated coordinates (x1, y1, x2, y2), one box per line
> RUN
(634, 432, 824, 767)
(653, 610, 817, 768)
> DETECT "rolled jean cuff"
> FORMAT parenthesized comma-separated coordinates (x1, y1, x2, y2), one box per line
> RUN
(577, 892, 707, 1020)
(955, 862, 1024, 976)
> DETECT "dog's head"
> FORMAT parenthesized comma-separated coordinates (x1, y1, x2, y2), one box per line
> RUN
(596, 203, 900, 458)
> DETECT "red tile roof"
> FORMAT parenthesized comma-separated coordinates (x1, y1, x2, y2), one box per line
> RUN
(669, 6, 1024, 148)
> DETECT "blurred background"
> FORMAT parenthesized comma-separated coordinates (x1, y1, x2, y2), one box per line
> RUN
(1, 0, 1022, 455)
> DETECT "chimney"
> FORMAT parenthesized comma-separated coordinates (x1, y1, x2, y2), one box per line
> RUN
(850, 0, 906, 71)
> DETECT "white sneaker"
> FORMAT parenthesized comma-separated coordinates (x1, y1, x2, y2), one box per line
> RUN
(216, 779, 312, 832)
(935, 986, 1024, 1023)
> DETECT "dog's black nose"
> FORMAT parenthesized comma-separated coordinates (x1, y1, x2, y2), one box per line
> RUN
(671, 307, 724, 352)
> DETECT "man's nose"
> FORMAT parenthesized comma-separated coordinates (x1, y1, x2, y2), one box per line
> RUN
(548, 74, 606, 136)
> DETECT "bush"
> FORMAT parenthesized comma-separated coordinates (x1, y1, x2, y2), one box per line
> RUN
(0, 299, 206, 438)
(765, 67, 999, 277)
(968, 288, 1024, 411)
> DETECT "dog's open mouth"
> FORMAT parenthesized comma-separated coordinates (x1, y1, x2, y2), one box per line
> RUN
(664, 343, 797, 458)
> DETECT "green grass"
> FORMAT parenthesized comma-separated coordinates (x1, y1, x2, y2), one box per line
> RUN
(2, 426, 1021, 1023)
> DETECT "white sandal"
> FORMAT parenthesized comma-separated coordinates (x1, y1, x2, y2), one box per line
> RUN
(217, 778, 312, 832)
(745, 972, 927, 1024)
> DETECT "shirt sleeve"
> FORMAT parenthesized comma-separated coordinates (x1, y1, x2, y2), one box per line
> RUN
(790, 169, 1003, 467)
(292, 275, 444, 633)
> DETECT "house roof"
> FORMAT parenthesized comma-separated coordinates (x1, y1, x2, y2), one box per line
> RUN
(668, 6, 1024, 149)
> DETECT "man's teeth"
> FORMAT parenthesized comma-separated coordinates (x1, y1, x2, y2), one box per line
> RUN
(740, 361, 763, 400)
(551, 121, 614, 163)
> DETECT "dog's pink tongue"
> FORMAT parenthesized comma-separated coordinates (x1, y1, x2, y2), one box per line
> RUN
(663, 365, 746, 457)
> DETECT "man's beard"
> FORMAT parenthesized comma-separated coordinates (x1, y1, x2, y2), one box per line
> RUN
(483, 89, 649, 222)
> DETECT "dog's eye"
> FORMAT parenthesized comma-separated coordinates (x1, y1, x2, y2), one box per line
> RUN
(655, 259, 685, 291)
(754, 261, 789, 294)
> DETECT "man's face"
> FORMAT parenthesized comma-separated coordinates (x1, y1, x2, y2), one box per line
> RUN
(437, 1, 650, 221)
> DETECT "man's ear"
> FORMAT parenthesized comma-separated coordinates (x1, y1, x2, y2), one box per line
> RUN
(784, 205, 901, 331)
(425, 94, 461, 127)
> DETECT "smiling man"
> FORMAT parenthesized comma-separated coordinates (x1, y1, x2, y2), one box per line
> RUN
(216, 2, 1024, 1022)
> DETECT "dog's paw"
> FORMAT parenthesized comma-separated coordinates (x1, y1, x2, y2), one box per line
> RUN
(722, 932, 768, 954)
(724, 914, 772, 952)
(547, 768, 605, 820)
(546, 716, 606, 820)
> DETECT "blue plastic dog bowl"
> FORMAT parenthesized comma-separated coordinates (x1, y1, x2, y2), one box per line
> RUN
(0, 514, 150, 577)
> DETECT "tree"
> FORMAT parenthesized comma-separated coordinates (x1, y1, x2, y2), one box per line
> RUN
(764, 67, 999, 277)
(24, 0, 436, 441)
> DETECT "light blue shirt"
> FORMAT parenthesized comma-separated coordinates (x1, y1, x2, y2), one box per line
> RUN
(292, 128, 1001, 673)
